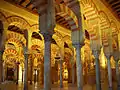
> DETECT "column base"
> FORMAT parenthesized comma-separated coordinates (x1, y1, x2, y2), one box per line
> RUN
(96, 86, 101, 90)
(72, 82, 75, 85)
(108, 87, 112, 90)
(60, 84, 63, 88)
(77, 87, 82, 90)
(24, 86, 28, 90)
(24, 83, 28, 90)
(16, 81, 18, 85)
(30, 81, 32, 85)
(117, 85, 120, 90)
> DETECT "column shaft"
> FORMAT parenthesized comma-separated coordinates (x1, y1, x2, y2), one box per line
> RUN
(60, 60, 63, 88)
(93, 50, 101, 90)
(107, 57, 112, 90)
(95, 58, 101, 90)
(2, 62, 5, 82)
(30, 56, 33, 85)
(75, 44, 82, 90)
(44, 34, 52, 90)
(115, 60, 120, 90)
(22, 70, 24, 82)
(0, 53, 3, 83)
(0, 21, 4, 83)
(0, 52, 4, 83)
(16, 64, 19, 84)
(24, 54, 28, 90)
(72, 64, 75, 84)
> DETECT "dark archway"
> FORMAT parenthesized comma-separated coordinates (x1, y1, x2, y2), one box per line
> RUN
(85, 30, 90, 40)
(32, 32, 42, 40)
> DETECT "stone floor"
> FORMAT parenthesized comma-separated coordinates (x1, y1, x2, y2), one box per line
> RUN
(0, 81, 118, 90)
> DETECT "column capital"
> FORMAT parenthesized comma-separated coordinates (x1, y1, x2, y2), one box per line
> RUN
(43, 33, 52, 42)
(92, 49, 101, 59)
(113, 50, 120, 61)
(73, 43, 84, 49)
(104, 53, 111, 60)
(31, 0, 47, 14)
(0, 50, 4, 55)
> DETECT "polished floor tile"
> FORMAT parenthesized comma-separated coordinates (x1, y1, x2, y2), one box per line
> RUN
(0, 81, 117, 90)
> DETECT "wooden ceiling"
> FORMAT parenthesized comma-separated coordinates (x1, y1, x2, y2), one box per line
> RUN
(5, 0, 71, 30)
(102, 0, 120, 20)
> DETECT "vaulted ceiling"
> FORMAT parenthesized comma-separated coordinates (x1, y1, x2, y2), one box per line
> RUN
(5, 0, 71, 30)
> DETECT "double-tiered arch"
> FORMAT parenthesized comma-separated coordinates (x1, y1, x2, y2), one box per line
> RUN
(81, 0, 99, 41)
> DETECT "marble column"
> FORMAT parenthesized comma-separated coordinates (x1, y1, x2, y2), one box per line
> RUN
(30, 55, 33, 85)
(54, 61, 58, 83)
(41, 65, 44, 84)
(0, 51, 3, 83)
(72, 64, 75, 84)
(60, 59, 63, 88)
(22, 69, 24, 82)
(24, 53, 28, 90)
(74, 44, 83, 90)
(16, 62, 20, 84)
(115, 60, 120, 90)
(2, 62, 5, 82)
(23, 30, 28, 90)
(0, 21, 4, 83)
(106, 55, 112, 90)
(68, 67, 72, 83)
(92, 50, 101, 90)
(113, 51, 120, 90)
(43, 33, 52, 90)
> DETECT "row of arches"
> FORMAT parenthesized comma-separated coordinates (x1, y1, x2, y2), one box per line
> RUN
(0, 0, 119, 75)
(0, 0, 120, 87)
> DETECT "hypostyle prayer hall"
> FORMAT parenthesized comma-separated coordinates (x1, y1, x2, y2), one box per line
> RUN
(0, 0, 120, 90)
